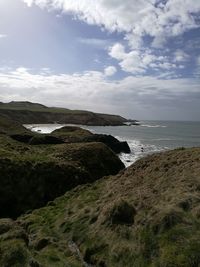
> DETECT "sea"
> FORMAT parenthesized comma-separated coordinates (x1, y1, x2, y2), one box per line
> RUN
(25, 121, 200, 167)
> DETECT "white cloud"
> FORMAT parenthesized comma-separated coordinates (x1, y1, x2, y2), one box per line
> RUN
(142, 54, 156, 65)
(23, 0, 32, 6)
(22, 0, 200, 76)
(78, 38, 112, 49)
(0, 67, 199, 119)
(109, 43, 179, 74)
(22, 0, 200, 49)
(104, 66, 117, 76)
(119, 50, 145, 74)
(109, 44, 146, 74)
(174, 50, 189, 62)
(0, 34, 7, 39)
(109, 43, 126, 60)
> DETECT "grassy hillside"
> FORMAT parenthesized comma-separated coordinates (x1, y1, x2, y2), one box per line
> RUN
(0, 114, 29, 135)
(0, 101, 128, 125)
(0, 115, 125, 219)
(0, 133, 124, 219)
(0, 147, 200, 266)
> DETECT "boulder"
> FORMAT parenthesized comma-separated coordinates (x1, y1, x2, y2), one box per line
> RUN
(82, 134, 131, 154)
(52, 126, 93, 142)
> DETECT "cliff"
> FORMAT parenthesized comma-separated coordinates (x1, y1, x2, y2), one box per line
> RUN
(0, 101, 129, 126)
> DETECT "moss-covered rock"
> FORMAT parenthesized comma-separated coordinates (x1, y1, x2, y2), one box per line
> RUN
(53, 127, 131, 154)
(0, 137, 124, 218)
(52, 126, 93, 142)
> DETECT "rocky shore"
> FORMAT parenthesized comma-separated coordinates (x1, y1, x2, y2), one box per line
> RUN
(0, 114, 200, 266)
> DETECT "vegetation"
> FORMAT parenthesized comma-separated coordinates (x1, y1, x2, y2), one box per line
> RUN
(0, 117, 124, 219)
(0, 112, 199, 266)
(0, 114, 29, 135)
(52, 127, 131, 154)
(0, 146, 200, 266)
(0, 101, 128, 125)
(52, 126, 93, 142)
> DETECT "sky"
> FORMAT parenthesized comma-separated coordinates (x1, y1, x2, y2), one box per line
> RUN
(0, 0, 200, 120)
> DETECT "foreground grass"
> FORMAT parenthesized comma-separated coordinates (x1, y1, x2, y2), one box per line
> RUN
(0, 147, 200, 266)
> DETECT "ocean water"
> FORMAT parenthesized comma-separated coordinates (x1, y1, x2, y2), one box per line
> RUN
(25, 121, 200, 167)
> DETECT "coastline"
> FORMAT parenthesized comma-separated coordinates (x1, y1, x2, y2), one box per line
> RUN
(0, 116, 200, 266)
(24, 120, 200, 167)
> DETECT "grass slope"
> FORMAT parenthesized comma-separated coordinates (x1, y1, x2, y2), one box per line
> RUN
(0, 117, 124, 219)
(0, 114, 29, 135)
(0, 148, 200, 266)
(0, 101, 128, 125)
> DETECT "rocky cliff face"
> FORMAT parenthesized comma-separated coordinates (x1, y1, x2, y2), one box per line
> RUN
(0, 148, 200, 266)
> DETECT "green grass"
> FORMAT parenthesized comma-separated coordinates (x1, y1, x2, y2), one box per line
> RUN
(0, 129, 124, 219)
(0, 147, 199, 266)
(0, 114, 200, 266)
(0, 101, 128, 125)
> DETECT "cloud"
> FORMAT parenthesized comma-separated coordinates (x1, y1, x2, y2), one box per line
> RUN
(109, 44, 146, 74)
(174, 50, 190, 62)
(23, 0, 33, 7)
(0, 34, 7, 39)
(109, 43, 179, 74)
(104, 66, 117, 76)
(22, 0, 200, 49)
(197, 56, 200, 66)
(0, 67, 199, 119)
(194, 55, 200, 78)
(22, 0, 200, 77)
(78, 38, 112, 49)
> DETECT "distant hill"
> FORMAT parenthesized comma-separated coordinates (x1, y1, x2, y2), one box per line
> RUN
(0, 101, 133, 126)
(0, 101, 47, 110)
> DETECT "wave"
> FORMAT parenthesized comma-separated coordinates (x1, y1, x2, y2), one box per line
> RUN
(151, 138, 174, 141)
(140, 124, 167, 128)
(117, 136, 168, 167)
(24, 124, 65, 134)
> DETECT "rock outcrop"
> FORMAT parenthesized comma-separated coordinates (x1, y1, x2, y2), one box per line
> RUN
(82, 134, 131, 154)
(53, 127, 131, 154)
(52, 126, 93, 142)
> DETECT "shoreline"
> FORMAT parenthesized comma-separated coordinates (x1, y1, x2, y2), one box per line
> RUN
(24, 123, 168, 167)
